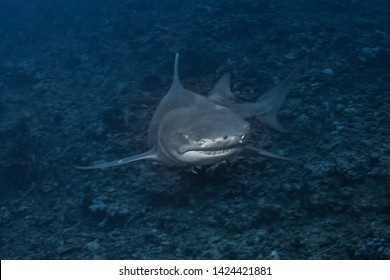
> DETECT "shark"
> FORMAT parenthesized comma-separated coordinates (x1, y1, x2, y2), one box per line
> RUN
(77, 53, 304, 170)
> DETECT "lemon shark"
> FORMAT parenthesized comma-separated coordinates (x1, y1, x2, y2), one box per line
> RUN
(77, 53, 303, 169)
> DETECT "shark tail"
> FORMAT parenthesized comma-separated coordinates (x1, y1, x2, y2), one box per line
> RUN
(76, 150, 158, 170)
(256, 57, 306, 133)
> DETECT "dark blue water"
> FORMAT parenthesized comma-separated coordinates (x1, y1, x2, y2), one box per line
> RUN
(0, 0, 389, 259)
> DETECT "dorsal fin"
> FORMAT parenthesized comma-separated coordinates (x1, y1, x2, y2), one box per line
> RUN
(208, 72, 234, 104)
(170, 53, 184, 90)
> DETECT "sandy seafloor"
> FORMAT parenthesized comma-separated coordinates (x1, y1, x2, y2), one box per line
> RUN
(0, 0, 389, 259)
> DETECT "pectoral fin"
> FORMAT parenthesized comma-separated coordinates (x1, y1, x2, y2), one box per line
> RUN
(76, 150, 158, 170)
(240, 146, 296, 162)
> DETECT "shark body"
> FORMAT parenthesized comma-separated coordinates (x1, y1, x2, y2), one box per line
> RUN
(78, 53, 303, 170)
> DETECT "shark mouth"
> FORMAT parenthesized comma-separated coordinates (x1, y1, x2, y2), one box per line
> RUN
(178, 147, 240, 165)
(182, 147, 239, 157)
(196, 148, 233, 156)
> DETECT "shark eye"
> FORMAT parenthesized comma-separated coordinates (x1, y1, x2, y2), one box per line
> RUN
(199, 139, 205, 145)
(240, 134, 246, 140)
(182, 134, 189, 140)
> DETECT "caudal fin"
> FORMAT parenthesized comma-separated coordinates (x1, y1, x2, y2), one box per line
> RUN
(256, 57, 306, 132)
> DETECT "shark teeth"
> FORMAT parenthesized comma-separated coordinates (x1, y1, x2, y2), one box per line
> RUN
(197, 149, 232, 155)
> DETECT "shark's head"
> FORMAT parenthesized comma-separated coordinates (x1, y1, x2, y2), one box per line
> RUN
(158, 104, 250, 166)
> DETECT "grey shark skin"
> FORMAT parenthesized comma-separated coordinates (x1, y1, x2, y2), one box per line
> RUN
(77, 53, 303, 170)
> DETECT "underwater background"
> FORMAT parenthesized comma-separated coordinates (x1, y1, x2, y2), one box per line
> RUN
(0, 0, 389, 259)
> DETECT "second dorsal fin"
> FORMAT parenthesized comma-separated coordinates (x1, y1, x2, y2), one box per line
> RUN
(208, 72, 234, 104)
